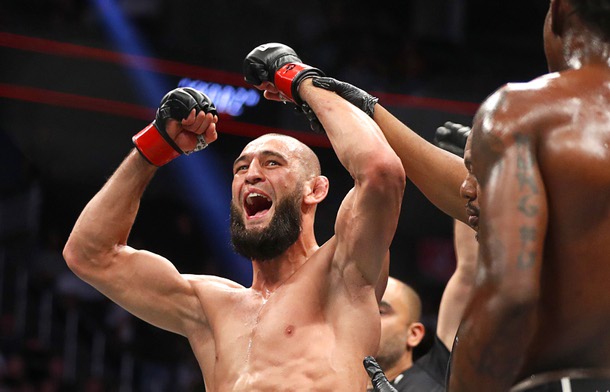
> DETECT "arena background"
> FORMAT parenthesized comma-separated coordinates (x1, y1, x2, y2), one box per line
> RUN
(1, 0, 548, 390)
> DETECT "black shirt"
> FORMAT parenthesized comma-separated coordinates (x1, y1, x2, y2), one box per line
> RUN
(390, 334, 450, 392)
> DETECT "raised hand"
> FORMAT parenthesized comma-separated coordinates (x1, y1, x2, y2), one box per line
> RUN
(133, 87, 218, 166)
(243, 42, 324, 105)
(433, 121, 471, 158)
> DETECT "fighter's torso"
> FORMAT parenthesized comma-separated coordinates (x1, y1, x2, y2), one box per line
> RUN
(518, 65, 610, 375)
(185, 237, 381, 391)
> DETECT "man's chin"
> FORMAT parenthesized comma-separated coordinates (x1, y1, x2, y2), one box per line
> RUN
(243, 217, 272, 231)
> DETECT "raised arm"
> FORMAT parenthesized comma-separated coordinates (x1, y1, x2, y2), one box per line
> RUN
(242, 43, 405, 288)
(372, 105, 468, 222)
(311, 77, 469, 223)
(63, 88, 218, 336)
(436, 219, 478, 350)
(299, 79, 406, 287)
(448, 89, 547, 391)
(429, 122, 478, 349)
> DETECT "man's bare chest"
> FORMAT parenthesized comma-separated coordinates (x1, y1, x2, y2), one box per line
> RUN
(203, 282, 334, 369)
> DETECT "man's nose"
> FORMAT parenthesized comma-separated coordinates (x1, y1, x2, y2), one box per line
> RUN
(460, 177, 476, 201)
(245, 161, 264, 184)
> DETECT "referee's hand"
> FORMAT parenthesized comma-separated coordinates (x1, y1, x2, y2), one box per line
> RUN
(364, 356, 398, 392)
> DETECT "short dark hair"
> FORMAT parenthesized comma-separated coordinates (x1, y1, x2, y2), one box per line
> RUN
(569, 0, 610, 40)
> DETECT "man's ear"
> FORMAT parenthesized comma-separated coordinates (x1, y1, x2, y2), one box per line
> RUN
(406, 322, 425, 349)
(550, 0, 571, 37)
(304, 175, 329, 205)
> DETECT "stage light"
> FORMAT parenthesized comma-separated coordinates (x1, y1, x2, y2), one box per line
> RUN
(178, 78, 260, 116)
(93, 0, 251, 284)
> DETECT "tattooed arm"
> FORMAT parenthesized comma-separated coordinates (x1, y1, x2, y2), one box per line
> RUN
(448, 88, 548, 391)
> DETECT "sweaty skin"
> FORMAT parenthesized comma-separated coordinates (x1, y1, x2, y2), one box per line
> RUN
(64, 80, 404, 391)
(449, 1, 610, 389)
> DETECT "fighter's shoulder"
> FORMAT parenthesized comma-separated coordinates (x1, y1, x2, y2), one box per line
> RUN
(475, 73, 566, 138)
(482, 73, 561, 112)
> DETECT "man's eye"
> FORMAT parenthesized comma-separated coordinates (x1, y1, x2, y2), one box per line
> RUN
(235, 165, 248, 173)
(267, 160, 279, 166)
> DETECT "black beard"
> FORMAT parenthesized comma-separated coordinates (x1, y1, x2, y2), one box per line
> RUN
(230, 191, 302, 261)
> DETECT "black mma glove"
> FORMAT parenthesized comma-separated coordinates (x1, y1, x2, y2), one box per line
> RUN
(433, 121, 471, 158)
(243, 43, 324, 106)
(312, 77, 379, 118)
(364, 356, 398, 392)
(132, 87, 218, 166)
(295, 102, 325, 134)
(303, 77, 379, 134)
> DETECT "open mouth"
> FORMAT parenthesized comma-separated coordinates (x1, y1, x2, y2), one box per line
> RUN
(466, 203, 479, 218)
(244, 192, 273, 218)
(468, 215, 479, 228)
(465, 204, 480, 230)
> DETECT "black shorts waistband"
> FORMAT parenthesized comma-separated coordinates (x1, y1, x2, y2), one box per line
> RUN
(514, 377, 610, 392)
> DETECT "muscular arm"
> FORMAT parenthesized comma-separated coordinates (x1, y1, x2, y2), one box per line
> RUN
(299, 80, 406, 289)
(436, 219, 478, 350)
(372, 105, 469, 223)
(63, 151, 203, 336)
(287, 74, 468, 222)
(63, 110, 217, 337)
(448, 93, 548, 390)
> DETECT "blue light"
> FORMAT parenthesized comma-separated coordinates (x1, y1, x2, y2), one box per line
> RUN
(93, 0, 252, 285)
(91, 0, 169, 106)
(178, 78, 260, 116)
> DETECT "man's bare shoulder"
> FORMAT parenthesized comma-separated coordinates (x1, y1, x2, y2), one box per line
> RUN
(473, 72, 577, 145)
(480, 67, 609, 120)
(480, 73, 558, 118)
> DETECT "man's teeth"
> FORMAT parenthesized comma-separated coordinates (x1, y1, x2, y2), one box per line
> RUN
(246, 193, 270, 205)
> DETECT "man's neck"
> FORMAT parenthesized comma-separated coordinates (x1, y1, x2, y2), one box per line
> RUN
(250, 235, 318, 294)
(563, 28, 610, 69)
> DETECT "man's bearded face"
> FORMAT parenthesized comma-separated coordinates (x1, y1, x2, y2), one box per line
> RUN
(230, 188, 302, 261)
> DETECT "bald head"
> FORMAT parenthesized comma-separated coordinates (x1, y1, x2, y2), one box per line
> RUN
(245, 133, 321, 179)
(377, 277, 425, 372)
(384, 277, 422, 324)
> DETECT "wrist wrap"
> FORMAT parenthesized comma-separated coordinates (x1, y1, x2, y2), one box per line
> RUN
(132, 122, 181, 167)
(132, 87, 216, 166)
(274, 62, 324, 105)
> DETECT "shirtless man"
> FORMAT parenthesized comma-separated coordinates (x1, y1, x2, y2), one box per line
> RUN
(448, 0, 610, 389)
(62, 53, 405, 391)
(279, 0, 610, 388)
(350, 1, 610, 390)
